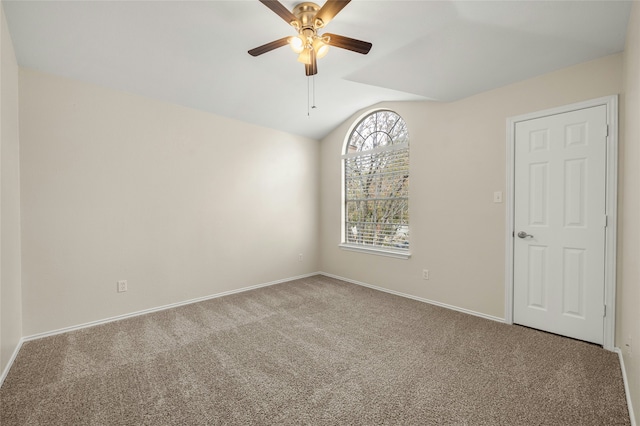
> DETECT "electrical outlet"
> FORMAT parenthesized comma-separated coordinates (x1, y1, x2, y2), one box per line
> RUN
(422, 269, 429, 280)
(117, 280, 128, 293)
(299, 253, 303, 262)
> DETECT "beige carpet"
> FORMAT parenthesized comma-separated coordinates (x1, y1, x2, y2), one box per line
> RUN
(1, 275, 630, 425)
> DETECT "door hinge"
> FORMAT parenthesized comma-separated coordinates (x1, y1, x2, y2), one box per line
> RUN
(604, 215, 608, 228)
(603, 305, 607, 317)
(605, 125, 609, 137)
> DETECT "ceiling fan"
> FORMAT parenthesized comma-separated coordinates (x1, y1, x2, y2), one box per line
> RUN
(248, 0, 372, 76)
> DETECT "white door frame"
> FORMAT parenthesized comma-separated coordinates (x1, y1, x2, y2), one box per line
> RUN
(504, 95, 618, 351)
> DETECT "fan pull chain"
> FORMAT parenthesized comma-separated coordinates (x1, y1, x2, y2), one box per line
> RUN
(307, 76, 317, 117)
(307, 76, 310, 117)
(312, 76, 317, 110)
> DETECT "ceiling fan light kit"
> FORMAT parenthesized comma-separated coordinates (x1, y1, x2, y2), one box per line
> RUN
(312, 36, 331, 59)
(289, 35, 305, 53)
(249, 0, 372, 76)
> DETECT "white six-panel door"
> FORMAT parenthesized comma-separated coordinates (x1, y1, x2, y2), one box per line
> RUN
(513, 105, 607, 345)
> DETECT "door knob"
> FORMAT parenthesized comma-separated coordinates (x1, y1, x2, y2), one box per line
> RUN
(517, 231, 534, 239)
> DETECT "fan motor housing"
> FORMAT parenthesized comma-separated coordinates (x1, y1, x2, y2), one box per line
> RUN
(293, 2, 321, 29)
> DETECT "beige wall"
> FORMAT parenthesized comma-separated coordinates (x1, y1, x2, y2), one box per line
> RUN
(320, 53, 623, 320)
(0, 3, 22, 375)
(19, 69, 319, 336)
(620, 1, 640, 419)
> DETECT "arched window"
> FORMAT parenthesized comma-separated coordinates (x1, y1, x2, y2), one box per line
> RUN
(341, 110, 409, 256)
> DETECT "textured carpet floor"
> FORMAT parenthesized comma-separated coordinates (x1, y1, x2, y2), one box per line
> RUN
(0, 275, 630, 425)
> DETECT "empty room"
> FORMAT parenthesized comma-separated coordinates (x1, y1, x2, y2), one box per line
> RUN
(0, 0, 639, 424)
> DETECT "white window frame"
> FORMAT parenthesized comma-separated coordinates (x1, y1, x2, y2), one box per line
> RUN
(339, 109, 411, 259)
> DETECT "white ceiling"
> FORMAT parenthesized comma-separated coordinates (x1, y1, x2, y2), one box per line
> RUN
(3, 0, 632, 140)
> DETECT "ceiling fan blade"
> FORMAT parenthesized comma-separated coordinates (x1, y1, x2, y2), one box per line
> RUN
(325, 33, 372, 54)
(259, 0, 300, 26)
(305, 50, 318, 76)
(248, 37, 290, 57)
(315, 0, 351, 27)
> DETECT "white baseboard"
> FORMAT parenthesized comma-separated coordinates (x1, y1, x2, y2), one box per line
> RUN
(0, 337, 24, 388)
(615, 348, 637, 426)
(23, 272, 321, 342)
(320, 272, 505, 323)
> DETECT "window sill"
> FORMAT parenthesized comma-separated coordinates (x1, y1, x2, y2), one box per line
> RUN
(339, 243, 411, 259)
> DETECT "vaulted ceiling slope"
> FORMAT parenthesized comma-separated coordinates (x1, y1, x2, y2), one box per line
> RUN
(3, 1, 632, 140)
